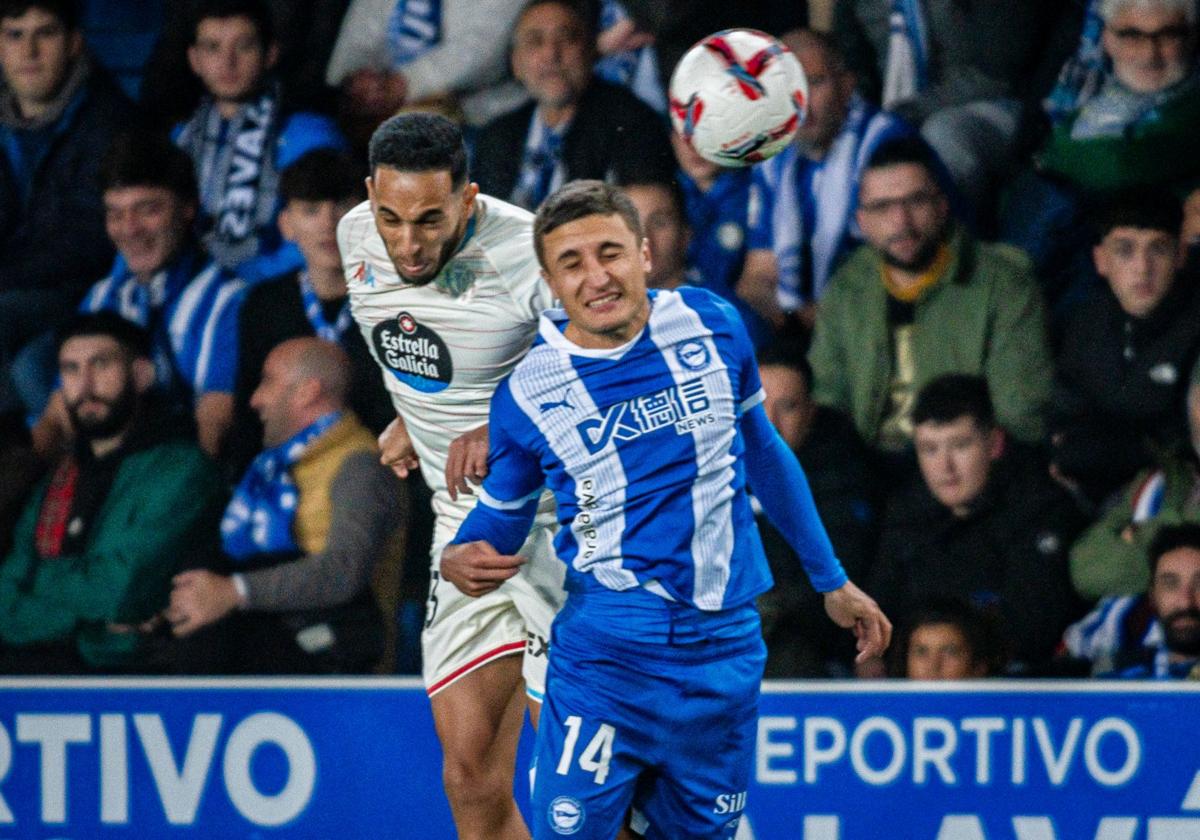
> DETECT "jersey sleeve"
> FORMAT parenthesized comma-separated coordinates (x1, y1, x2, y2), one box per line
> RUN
(451, 378, 546, 554)
(715, 293, 764, 414)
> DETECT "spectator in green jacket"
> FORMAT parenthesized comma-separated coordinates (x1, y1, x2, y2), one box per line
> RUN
(0, 312, 224, 673)
(808, 137, 1053, 478)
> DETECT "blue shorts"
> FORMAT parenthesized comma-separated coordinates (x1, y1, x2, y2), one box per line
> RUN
(531, 597, 766, 839)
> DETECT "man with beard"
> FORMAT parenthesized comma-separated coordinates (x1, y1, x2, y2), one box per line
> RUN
(808, 137, 1053, 475)
(0, 312, 224, 673)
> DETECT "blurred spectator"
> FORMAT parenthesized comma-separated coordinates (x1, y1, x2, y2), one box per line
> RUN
(226, 149, 393, 473)
(1069, 378, 1200, 600)
(592, 0, 664, 112)
(0, 412, 42, 555)
(741, 29, 914, 331)
(1105, 524, 1200, 678)
(1003, 0, 1200, 308)
(1183, 185, 1200, 257)
(755, 342, 880, 676)
(833, 0, 1075, 216)
(0, 313, 224, 674)
(1050, 190, 1200, 506)
(167, 338, 403, 674)
(893, 596, 1001, 679)
(472, 0, 673, 211)
(807, 138, 1052, 463)
(26, 135, 246, 459)
(326, 0, 529, 131)
(870, 375, 1084, 673)
(0, 0, 132, 419)
(78, 0, 166, 100)
(173, 0, 346, 283)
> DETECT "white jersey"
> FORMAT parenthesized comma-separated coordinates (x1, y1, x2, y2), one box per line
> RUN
(338, 194, 555, 526)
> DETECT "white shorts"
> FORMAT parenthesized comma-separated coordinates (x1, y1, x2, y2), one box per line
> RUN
(422, 519, 565, 701)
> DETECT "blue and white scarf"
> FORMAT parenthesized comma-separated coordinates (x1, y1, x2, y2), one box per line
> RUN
(511, 113, 566, 210)
(299, 273, 353, 343)
(221, 411, 342, 561)
(1044, 0, 1106, 123)
(593, 0, 666, 113)
(387, 0, 442, 65)
(177, 84, 282, 271)
(882, 0, 930, 108)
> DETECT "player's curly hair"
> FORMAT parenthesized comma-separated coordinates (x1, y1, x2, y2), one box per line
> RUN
(368, 112, 468, 189)
(532, 180, 642, 269)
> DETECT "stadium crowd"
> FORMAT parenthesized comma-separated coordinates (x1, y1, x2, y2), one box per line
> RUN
(0, 0, 1197, 682)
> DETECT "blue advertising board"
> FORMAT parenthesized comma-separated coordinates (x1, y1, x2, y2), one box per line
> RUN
(0, 679, 1195, 838)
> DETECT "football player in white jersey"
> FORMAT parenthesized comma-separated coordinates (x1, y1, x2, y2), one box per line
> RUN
(338, 113, 565, 839)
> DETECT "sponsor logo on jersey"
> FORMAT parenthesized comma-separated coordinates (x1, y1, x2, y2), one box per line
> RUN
(576, 378, 714, 454)
(675, 340, 711, 371)
(351, 262, 376, 287)
(527, 632, 549, 658)
(539, 388, 575, 413)
(714, 790, 747, 814)
(372, 311, 453, 393)
(548, 796, 585, 834)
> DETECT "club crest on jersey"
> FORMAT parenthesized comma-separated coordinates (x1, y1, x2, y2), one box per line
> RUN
(548, 796, 585, 835)
(577, 378, 714, 454)
(372, 310, 453, 393)
(675, 340, 711, 371)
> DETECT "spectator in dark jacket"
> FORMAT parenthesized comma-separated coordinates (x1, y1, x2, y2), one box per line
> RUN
(870, 374, 1086, 674)
(1050, 190, 1200, 507)
(755, 342, 881, 675)
(471, 0, 673, 211)
(0, 0, 132, 416)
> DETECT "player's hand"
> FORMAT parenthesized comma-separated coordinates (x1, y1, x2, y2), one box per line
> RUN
(441, 540, 524, 597)
(379, 415, 420, 479)
(166, 570, 244, 637)
(824, 581, 892, 664)
(446, 424, 489, 502)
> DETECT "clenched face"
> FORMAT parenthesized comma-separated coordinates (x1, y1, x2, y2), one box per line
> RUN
(367, 167, 478, 285)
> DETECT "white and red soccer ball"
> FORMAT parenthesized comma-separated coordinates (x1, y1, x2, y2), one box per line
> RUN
(669, 29, 808, 168)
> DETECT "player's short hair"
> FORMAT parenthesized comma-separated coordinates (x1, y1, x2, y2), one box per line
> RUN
(1094, 189, 1183, 242)
(99, 134, 199, 206)
(513, 0, 598, 47)
(1148, 523, 1200, 575)
(912, 374, 996, 431)
(0, 0, 77, 28)
(55, 311, 153, 360)
(533, 179, 643, 268)
(189, 0, 274, 46)
(368, 112, 468, 188)
(1099, 0, 1195, 24)
(280, 149, 364, 205)
(864, 135, 942, 182)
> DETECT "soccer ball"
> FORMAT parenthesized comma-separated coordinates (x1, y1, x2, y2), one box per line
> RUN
(668, 29, 808, 168)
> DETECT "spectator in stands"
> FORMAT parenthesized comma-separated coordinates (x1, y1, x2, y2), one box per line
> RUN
(1069, 378, 1200, 600)
(28, 135, 246, 459)
(174, 0, 345, 283)
(870, 375, 1084, 673)
(756, 342, 880, 676)
(740, 29, 914, 331)
(895, 596, 1000, 679)
(833, 0, 1074, 216)
(1050, 190, 1200, 506)
(0, 0, 132, 420)
(472, 0, 673, 211)
(1105, 524, 1200, 678)
(1183, 186, 1200, 257)
(326, 0, 529, 131)
(226, 149, 393, 474)
(0, 313, 224, 674)
(807, 138, 1053, 463)
(166, 338, 403, 674)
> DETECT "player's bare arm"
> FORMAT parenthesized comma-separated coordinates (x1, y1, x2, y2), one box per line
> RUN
(441, 540, 526, 597)
(446, 424, 489, 501)
(378, 414, 420, 478)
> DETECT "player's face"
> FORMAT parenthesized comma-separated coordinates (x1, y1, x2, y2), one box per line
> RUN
(1102, 6, 1193, 94)
(622, 183, 688, 289)
(540, 212, 652, 349)
(1151, 547, 1200, 657)
(759, 364, 814, 451)
(58, 336, 142, 441)
(906, 623, 982, 680)
(1093, 226, 1180, 318)
(914, 415, 1000, 516)
(856, 163, 949, 273)
(511, 2, 593, 109)
(0, 8, 80, 110)
(104, 186, 195, 279)
(279, 197, 357, 276)
(250, 347, 300, 447)
(187, 15, 275, 103)
(368, 167, 479, 286)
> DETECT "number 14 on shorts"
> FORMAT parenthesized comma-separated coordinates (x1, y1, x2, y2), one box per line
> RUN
(556, 716, 615, 785)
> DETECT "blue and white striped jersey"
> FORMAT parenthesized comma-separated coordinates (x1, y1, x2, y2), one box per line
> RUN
(460, 286, 841, 613)
(79, 248, 246, 397)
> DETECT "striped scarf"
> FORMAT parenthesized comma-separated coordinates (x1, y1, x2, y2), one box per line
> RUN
(1044, 0, 1106, 123)
(387, 0, 442, 65)
(882, 0, 930, 108)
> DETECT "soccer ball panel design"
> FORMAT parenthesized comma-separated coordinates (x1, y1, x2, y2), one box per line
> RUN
(668, 29, 808, 168)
